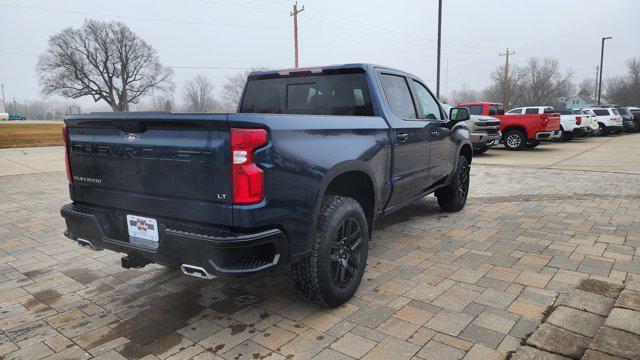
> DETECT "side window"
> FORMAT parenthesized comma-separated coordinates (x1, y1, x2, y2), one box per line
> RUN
(525, 108, 539, 114)
(380, 74, 417, 119)
(507, 108, 522, 114)
(412, 80, 442, 120)
(468, 105, 484, 115)
(488, 105, 501, 115)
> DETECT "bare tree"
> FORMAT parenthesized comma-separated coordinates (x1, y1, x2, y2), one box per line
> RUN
(483, 63, 528, 108)
(37, 20, 174, 111)
(448, 84, 481, 105)
(149, 92, 174, 111)
(221, 67, 270, 108)
(520, 57, 574, 106)
(578, 78, 595, 96)
(182, 74, 219, 112)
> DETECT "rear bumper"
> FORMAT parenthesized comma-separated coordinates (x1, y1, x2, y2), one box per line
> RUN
(60, 203, 288, 277)
(469, 132, 500, 148)
(535, 130, 561, 140)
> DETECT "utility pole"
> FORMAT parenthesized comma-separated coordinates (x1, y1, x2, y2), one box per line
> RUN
(594, 65, 599, 100)
(0, 83, 5, 113)
(499, 48, 516, 109)
(598, 36, 612, 105)
(13, 97, 17, 114)
(290, 1, 305, 68)
(436, 0, 442, 99)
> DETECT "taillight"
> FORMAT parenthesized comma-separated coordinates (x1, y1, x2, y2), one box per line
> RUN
(62, 125, 72, 184)
(231, 128, 267, 204)
(576, 116, 581, 125)
(540, 115, 549, 127)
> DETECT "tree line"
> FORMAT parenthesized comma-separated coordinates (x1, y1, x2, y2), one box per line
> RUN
(445, 56, 640, 108)
(33, 20, 640, 115)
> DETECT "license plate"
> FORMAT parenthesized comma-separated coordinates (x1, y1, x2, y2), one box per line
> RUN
(127, 215, 159, 247)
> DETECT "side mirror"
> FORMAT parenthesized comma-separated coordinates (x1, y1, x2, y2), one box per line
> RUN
(450, 107, 470, 122)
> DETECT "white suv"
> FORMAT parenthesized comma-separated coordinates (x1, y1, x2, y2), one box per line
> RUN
(582, 107, 624, 136)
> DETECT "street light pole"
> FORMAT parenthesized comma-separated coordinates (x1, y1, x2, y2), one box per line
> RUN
(436, 0, 442, 99)
(598, 36, 612, 105)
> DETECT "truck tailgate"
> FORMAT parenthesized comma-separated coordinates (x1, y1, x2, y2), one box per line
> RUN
(64, 113, 233, 226)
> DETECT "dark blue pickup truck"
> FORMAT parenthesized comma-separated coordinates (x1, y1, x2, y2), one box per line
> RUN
(61, 63, 473, 306)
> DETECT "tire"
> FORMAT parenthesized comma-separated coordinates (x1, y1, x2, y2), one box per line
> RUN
(435, 155, 470, 212)
(560, 128, 573, 141)
(525, 140, 540, 149)
(625, 123, 637, 133)
(594, 123, 607, 136)
(473, 147, 489, 155)
(503, 129, 526, 151)
(291, 196, 369, 307)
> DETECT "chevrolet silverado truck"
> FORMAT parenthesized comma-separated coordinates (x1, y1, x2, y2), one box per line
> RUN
(441, 103, 500, 154)
(455, 102, 561, 150)
(508, 107, 590, 141)
(466, 115, 500, 154)
(60, 64, 473, 307)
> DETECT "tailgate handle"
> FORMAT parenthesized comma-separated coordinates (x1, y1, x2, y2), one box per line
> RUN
(113, 122, 147, 133)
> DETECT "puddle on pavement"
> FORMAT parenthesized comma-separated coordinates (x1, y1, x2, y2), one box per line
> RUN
(33, 289, 62, 305)
(113, 281, 264, 359)
(62, 267, 103, 284)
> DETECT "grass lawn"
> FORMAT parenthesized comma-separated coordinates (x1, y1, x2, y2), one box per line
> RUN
(0, 123, 64, 148)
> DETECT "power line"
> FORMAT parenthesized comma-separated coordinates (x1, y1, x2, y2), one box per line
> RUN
(309, 7, 495, 52)
(0, 51, 37, 57)
(0, 3, 286, 29)
(169, 66, 249, 70)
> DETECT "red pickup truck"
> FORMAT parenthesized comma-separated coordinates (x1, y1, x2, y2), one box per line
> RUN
(455, 102, 561, 150)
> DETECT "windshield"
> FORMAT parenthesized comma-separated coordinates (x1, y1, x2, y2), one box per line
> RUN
(467, 105, 483, 115)
(240, 72, 374, 116)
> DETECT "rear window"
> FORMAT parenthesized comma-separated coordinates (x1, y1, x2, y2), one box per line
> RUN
(617, 108, 630, 115)
(488, 104, 504, 115)
(612, 109, 620, 115)
(556, 109, 572, 115)
(467, 105, 484, 115)
(240, 72, 374, 116)
(593, 109, 610, 116)
(524, 108, 539, 114)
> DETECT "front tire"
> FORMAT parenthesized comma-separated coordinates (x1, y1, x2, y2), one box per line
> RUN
(503, 129, 526, 150)
(436, 155, 470, 212)
(291, 196, 369, 307)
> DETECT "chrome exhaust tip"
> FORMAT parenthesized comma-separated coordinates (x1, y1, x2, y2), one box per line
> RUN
(180, 264, 216, 279)
(76, 238, 98, 251)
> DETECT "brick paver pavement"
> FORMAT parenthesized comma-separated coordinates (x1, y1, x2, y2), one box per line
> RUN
(1, 164, 639, 359)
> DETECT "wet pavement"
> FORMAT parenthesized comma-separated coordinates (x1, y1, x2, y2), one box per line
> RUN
(0, 162, 639, 359)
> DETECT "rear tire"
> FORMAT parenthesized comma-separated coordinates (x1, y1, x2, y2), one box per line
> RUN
(436, 155, 470, 212)
(503, 129, 526, 151)
(473, 147, 489, 155)
(594, 123, 607, 136)
(560, 128, 573, 141)
(291, 196, 369, 307)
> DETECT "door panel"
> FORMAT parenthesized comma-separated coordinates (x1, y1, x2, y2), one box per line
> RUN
(410, 80, 454, 184)
(378, 73, 431, 206)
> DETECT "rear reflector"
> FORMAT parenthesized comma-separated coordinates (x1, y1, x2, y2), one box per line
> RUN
(62, 125, 72, 184)
(231, 128, 268, 204)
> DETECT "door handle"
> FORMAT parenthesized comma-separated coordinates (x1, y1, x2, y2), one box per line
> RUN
(430, 130, 440, 137)
(396, 133, 409, 142)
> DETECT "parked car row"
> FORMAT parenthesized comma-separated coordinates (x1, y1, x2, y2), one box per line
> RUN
(451, 102, 639, 152)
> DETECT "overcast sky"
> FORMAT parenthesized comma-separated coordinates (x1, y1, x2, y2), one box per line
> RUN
(0, 0, 638, 110)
